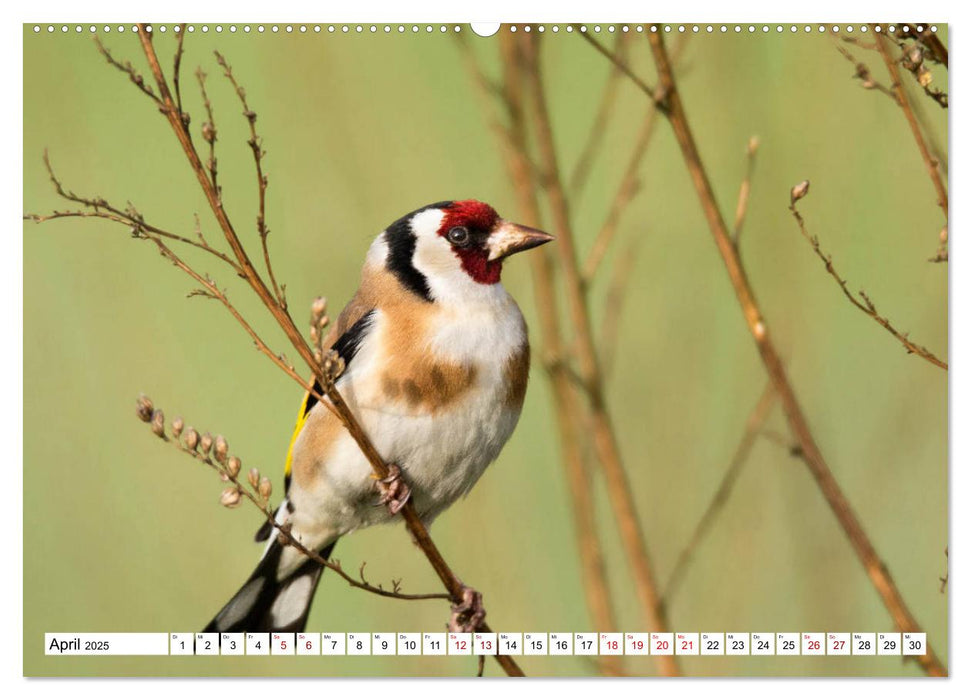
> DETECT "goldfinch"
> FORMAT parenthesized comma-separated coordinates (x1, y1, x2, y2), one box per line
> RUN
(204, 200, 553, 633)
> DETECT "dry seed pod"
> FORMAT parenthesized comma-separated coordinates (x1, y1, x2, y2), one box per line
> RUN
(220, 487, 242, 508)
(259, 477, 272, 500)
(227, 456, 242, 478)
(199, 432, 213, 457)
(172, 416, 184, 438)
(214, 435, 229, 464)
(136, 394, 154, 422)
(184, 427, 200, 451)
(150, 409, 166, 438)
(311, 296, 327, 319)
(248, 468, 260, 489)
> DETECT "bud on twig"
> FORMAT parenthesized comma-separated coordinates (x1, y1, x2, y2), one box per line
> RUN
(199, 432, 213, 457)
(184, 427, 200, 451)
(790, 180, 810, 205)
(227, 455, 241, 478)
(172, 416, 184, 438)
(259, 477, 272, 501)
(220, 487, 242, 508)
(214, 435, 229, 464)
(248, 468, 260, 489)
(136, 394, 154, 422)
(151, 409, 166, 438)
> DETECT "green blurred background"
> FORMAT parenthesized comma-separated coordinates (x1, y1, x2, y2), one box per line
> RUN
(23, 24, 948, 677)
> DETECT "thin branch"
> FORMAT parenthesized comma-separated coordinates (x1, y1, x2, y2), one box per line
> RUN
(642, 30, 946, 677)
(569, 32, 629, 197)
(26, 151, 242, 273)
(874, 29, 948, 220)
(662, 383, 776, 604)
(93, 35, 162, 105)
(835, 42, 900, 103)
(520, 33, 679, 677)
(213, 51, 285, 309)
(137, 399, 449, 603)
(789, 192, 947, 370)
(172, 24, 187, 119)
(732, 137, 759, 247)
(577, 29, 662, 110)
(195, 67, 220, 195)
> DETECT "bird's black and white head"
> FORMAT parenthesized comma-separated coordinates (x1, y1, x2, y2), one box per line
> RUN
(367, 200, 553, 304)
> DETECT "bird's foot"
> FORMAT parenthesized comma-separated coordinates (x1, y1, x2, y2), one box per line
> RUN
(373, 463, 411, 515)
(448, 585, 486, 633)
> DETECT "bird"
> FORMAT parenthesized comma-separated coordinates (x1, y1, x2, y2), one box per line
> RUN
(203, 199, 553, 634)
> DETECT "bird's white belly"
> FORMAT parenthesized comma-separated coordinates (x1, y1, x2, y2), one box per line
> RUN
(291, 296, 527, 540)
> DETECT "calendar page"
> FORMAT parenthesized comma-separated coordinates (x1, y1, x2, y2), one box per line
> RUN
(22, 19, 949, 680)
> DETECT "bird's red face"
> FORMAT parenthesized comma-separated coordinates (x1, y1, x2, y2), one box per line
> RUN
(436, 200, 553, 285)
(380, 199, 553, 303)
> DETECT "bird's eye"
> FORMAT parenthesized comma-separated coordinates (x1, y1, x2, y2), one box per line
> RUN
(447, 226, 471, 246)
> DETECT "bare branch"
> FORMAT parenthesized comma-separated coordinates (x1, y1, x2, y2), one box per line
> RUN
(732, 137, 759, 247)
(195, 67, 220, 195)
(789, 192, 946, 370)
(835, 41, 900, 103)
(135, 397, 450, 603)
(172, 24, 188, 119)
(213, 51, 285, 308)
(93, 35, 162, 105)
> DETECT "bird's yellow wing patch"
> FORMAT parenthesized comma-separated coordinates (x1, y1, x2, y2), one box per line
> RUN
(283, 381, 320, 492)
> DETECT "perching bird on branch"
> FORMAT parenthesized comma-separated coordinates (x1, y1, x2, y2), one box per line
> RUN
(204, 200, 553, 634)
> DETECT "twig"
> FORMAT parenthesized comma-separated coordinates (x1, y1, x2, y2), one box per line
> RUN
(213, 51, 285, 309)
(26, 152, 242, 273)
(195, 68, 219, 196)
(732, 137, 759, 247)
(789, 191, 947, 370)
(642, 30, 946, 677)
(874, 29, 948, 220)
(835, 42, 900, 104)
(569, 32, 629, 197)
(496, 33, 623, 677)
(520, 33, 679, 677)
(136, 398, 450, 603)
(93, 35, 161, 105)
(662, 384, 776, 604)
(577, 29, 662, 109)
(172, 24, 187, 120)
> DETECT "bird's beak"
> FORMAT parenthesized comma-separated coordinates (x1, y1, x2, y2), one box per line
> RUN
(487, 220, 555, 261)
